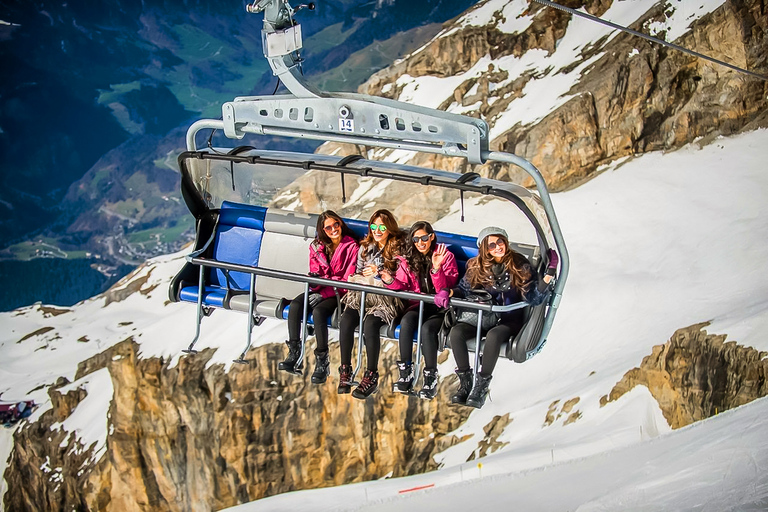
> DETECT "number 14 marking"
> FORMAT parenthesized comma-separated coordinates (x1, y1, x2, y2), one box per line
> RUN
(339, 119, 354, 132)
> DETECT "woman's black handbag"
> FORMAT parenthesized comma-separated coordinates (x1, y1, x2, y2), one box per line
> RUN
(453, 289, 500, 330)
(437, 309, 455, 351)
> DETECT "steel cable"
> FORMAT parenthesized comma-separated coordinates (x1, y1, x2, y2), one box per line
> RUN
(532, 0, 768, 81)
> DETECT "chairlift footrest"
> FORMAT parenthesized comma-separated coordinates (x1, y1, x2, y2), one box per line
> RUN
(182, 348, 199, 355)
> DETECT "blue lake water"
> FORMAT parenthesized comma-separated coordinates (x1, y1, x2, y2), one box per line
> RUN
(0, 259, 134, 312)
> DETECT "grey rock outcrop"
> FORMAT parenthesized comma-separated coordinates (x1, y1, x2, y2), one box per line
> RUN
(603, 322, 768, 429)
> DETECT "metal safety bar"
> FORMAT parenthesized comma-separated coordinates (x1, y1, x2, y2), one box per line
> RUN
(472, 311, 483, 389)
(234, 273, 258, 363)
(354, 291, 366, 384)
(184, 256, 528, 362)
(412, 301, 425, 392)
(182, 265, 207, 354)
(190, 257, 527, 312)
(298, 282, 310, 371)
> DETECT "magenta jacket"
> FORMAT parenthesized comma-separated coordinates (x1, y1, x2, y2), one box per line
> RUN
(386, 251, 459, 305)
(309, 236, 359, 299)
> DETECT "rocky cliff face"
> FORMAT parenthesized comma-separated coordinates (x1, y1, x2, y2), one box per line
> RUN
(290, 0, 768, 202)
(603, 322, 768, 429)
(270, 145, 465, 226)
(4, 338, 475, 511)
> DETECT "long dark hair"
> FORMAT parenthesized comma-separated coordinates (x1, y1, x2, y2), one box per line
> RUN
(405, 221, 435, 277)
(315, 210, 358, 260)
(360, 209, 404, 272)
(466, 233, 532, 294)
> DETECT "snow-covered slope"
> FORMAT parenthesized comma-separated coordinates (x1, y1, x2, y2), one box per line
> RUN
(228, 128, 768, 509)
(2, 129, 768, 508)
(227, 395, 768, 511)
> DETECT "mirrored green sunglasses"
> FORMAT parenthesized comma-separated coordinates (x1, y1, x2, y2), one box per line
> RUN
(370, 224, 387, 232)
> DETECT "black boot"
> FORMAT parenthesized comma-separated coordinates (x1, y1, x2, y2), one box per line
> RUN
(466, 373, 493, 409)
(352, 370, 379, 399)
(450, 369, 474, 405)
(278, 339, 303, 373)
(338, 364, 353, 394)
(311, 351, 330, 384)
(394, 360, 414, 392)
(418, 368, 440, 400)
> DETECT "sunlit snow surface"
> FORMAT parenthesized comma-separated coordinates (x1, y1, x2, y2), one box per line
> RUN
(50, 368, 114, 464)
(0, 127, 765, 509)
(237, 396, 768, 511)
(222, 129, 768, 511)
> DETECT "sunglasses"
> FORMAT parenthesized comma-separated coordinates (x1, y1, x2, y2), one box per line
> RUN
(488, 240, 506, 251)
(370, 224, 387, 233)
(323, 221, 341, 233)
(412, 234, 433, 244)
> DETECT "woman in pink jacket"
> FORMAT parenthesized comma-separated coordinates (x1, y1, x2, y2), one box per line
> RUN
(338, 209, 410, 399)
(394, 221, 459, 399)
(279, 210, 359, 384)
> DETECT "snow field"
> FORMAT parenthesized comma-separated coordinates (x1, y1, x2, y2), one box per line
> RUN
(223, 128, 768, 511)
(1, 129, 767, 509)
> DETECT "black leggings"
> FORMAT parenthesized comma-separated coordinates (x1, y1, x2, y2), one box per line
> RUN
(397, 304, 443, 369)
(339, 308, 385, 371)
(287, 293, 338, 355)
(448, 322, 519, 375)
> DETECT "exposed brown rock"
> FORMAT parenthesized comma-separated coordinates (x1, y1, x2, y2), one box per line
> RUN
(352, 0, 768, 194)
(563, 410, 582, 426)
(543, 396, 581, 427)
(468, 413, 512, 460)
(543, 399, 560, 427)
(557, 397, 580, 420)
(4, 338, 473, 511)
(605, 322, 768, 429)
(18, 326, 55, 343)
(38, 306, 72, 318)
(103, 267, 155, 307)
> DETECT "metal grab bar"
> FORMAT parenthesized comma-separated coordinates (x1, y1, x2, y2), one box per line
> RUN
(188, 256, 532, 314)
(184, 257, 538, 377)
(182, 265, 206, 354)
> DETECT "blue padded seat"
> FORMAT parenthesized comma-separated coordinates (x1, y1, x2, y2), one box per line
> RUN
(281, 304, 335, 326)
(211, 201, 267, 290)
(179, 285, 229, 308)
(345, 218, 370, 241)
(434, 231, 478, 276)
(180, 201, 267, 309)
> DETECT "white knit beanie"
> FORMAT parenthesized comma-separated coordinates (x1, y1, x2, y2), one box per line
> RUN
(476, 226, 508, 248)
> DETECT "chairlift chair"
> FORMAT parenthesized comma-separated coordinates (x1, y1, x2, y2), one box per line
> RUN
(168, 0, 569, 390)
